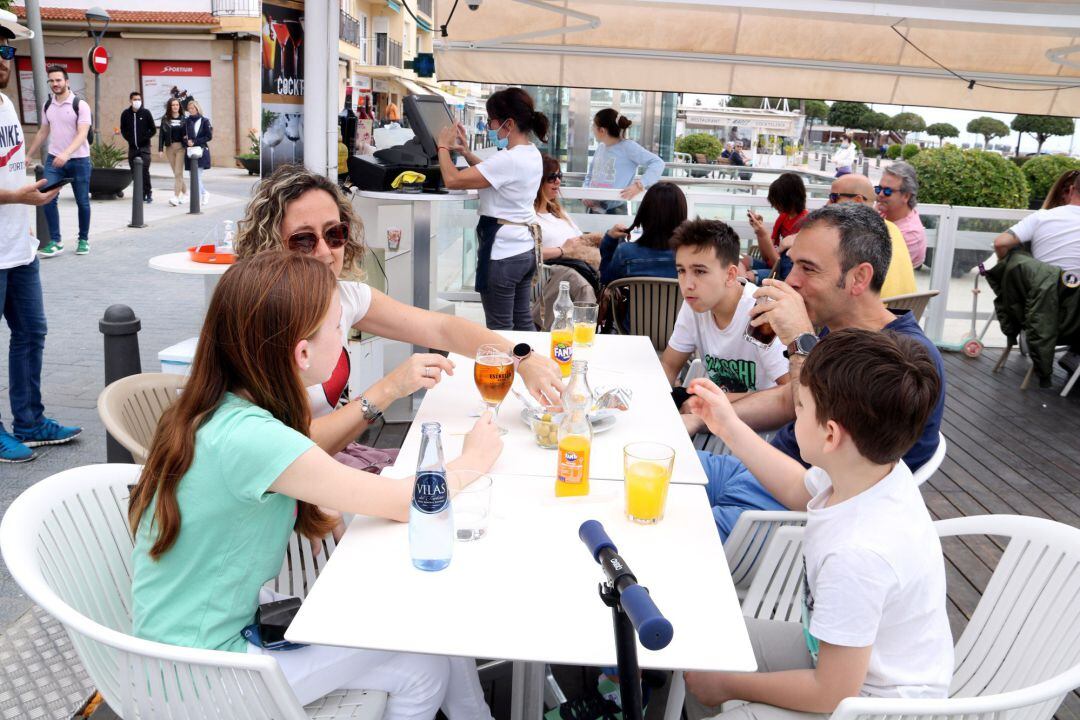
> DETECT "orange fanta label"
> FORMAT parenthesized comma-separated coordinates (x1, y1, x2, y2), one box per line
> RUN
(550, 329, 574, 378)
(556, 434, 591, 496)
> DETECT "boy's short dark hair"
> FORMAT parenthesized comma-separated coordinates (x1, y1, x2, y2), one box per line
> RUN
(801, 328, 940, 465)
(46, 64, 68, 79)
(130, 91, 142, 100)
(669, 218, 741, 267)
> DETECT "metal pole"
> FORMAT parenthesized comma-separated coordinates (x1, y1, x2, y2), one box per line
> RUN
(34, 165, 48, 241)
(99, 304, 141, 463)
(188, 154, 202, 214)
(129, 156, 146, 228)
(23, 0, 48, 163)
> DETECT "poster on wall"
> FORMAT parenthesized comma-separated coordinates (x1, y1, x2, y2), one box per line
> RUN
(261, 0, 304, 176)
(140, 61, 213, 122)
(16, 57, 86, 124)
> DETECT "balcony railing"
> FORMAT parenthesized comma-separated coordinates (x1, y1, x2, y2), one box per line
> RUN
(375, 34, 403, 68)
(340, 10, 363, 48)
(210, 0, 259, 17)
(417, 0, 433, 17)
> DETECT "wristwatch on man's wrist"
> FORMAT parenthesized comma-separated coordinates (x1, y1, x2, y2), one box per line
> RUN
(357, 394, 383, 422)
(784, 332, 819, 359)
(512, 342, 533, 368)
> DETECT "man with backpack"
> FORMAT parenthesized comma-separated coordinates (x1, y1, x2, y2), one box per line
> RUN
(25, 64, 92, 257)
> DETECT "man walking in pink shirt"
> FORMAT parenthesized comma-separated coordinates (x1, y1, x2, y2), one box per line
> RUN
(25, 64, 92, 257)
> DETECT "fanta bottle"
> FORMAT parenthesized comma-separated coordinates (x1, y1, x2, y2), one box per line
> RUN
(550, 281, 574, 378)
(556, 361, 592, 497)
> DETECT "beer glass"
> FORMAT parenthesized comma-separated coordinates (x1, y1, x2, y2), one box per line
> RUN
(473, 344, 515, 435)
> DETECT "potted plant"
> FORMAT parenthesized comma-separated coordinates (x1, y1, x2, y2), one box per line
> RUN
(236, 128, 260, 175)
(89, 131, 133, 200)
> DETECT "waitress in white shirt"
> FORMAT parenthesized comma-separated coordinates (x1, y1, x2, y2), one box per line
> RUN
(437, 88, 546, 330)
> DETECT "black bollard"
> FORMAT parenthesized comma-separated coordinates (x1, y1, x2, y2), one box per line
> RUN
(819, 154, 827, 172)
(34, 165, 48, 242)
(188, 154, 202, 215)
(861, 158, 870, 176)
(876, 155, 882, 168)
(129, 156, 147, 228)
(99, 304, 142, 463)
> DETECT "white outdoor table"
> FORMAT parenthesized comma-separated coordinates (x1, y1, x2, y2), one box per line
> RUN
(286, 474, 755, 719)
(391, 331, 708, 485)
(148, 251, 230, 306)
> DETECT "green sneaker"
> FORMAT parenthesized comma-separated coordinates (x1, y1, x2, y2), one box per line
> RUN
(37, 240, 64, 258)
(76, 239, 90, 255)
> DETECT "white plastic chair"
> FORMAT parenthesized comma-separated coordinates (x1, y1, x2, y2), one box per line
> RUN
(912, 433, 947, 486)
(667, 514, 1080, 720)
(0, 464, 386, 720)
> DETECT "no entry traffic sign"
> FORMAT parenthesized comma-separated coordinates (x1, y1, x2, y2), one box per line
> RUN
(88, 46, 108, 75)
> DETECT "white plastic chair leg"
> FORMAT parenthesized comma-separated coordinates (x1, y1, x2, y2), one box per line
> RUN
(663, 670, 685, 720)
(1062, 363, 1080, 398)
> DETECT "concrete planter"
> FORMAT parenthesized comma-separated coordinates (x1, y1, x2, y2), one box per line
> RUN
(90, 167, 133, 200)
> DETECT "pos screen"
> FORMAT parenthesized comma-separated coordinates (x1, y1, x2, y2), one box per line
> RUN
(404, 94, 456, 160)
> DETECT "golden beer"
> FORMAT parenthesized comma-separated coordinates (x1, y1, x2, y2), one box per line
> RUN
(474, 357, 514, 406)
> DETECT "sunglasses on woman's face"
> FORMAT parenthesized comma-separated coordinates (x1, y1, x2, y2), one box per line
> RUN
(0, 46, 16, 61)
(287, 222, 350, 254)
(544, 172, 563, 183)
(874, 185, 896, 197)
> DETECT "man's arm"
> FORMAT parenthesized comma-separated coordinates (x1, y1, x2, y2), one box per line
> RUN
(0, 180, 59, 206)
(993, 229, 1021, 259)
(660, 346, 693, 387)
(120, 111, 133, 145)
(56, 123, 89, 163)
(24, 124, 50, 160)
(730, 356, 801, 431)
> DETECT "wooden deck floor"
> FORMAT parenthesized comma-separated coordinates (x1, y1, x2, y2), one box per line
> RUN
(361, 348, 1080, 720)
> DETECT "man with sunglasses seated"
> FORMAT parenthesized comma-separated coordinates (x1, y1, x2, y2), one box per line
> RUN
(875, 162, 927, 268)
(993, 168, 1080, 278)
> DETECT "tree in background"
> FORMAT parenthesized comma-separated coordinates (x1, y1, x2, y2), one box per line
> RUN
(827, 101, 870, 131)
(727, 96, 794, 109)
(857, 110, 890, 147)
(966, 116, 1010, 150)
(1010, 114, 1076, 155)
(800, 99, 829, 146)
(926, 122, 960, 147)
(675, 133, 724, 161)
(888, 112, 926, 141)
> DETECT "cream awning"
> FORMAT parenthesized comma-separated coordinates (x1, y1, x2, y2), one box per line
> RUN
(434, 0, 1080, 116)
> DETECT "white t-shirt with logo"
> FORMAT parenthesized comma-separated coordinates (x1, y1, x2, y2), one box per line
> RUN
(536, 211, 582, 249)
(1008, 204, 1080, 275)
(476, 144, 542, 260)
(0, 93, 35, 270)
(306, 281, 373, 418)
(667, 282, 788, 393)
(801, 462, 954, 699)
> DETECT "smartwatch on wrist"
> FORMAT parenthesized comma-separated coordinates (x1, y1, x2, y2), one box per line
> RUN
(512, 342, 533, 368)
(784, 332, 819, 359)
(357, 394, 383, 422)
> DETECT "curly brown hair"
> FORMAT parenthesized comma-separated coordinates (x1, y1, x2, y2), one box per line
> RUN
(234, 164, 366, 280)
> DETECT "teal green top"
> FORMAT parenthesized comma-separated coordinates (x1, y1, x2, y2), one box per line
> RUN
(131, 393, 315, 653)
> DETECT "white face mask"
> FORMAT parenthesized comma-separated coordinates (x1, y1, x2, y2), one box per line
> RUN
(132, 100, 142, 110)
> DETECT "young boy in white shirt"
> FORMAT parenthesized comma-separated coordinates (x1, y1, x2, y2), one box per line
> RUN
(662, 218, 789, 435)
(683, 328, 953, 719)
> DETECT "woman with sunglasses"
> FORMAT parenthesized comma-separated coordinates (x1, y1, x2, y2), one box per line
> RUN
(234, 165, 563, 466)
(582, 108, 665, 215)
(535, 154, 602, 268)
(130, 251, 500, 720)
(435, 88, 548, 330)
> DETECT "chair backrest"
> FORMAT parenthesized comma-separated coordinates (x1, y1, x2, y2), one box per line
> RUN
(912, 433, 947, 486)
(0, 465, 311, 720)
(97, 373, 186, 463)
(726, 511, 808, 599)
(605, 277, 683, 352)
(741, 516, 1080, 720)
(883, 289, 939, 323)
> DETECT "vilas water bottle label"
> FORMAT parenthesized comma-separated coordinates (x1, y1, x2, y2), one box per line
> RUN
(412, 472, 449, 514)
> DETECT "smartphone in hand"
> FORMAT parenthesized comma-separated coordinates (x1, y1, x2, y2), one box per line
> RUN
(39, 178, 72, 193)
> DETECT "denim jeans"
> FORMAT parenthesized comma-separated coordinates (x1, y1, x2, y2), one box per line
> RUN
(0, 258, 47, 433)
(698, 451, 786, 540)
(480, 249, 536, 331)
(43, 155, 91, 242)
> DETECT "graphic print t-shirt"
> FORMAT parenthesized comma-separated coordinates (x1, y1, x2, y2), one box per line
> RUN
(0, 93, 35, 269)
(667, 282, 788, 392)
(306, 281, 373, 417)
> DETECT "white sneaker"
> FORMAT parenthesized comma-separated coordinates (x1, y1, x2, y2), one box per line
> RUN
(168, 195, 181, 207)
(201, 192, 210, 207)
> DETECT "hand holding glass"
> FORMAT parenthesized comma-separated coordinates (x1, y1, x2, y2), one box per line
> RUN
(473, 344, 514, 435)
(623, 442, 675, 524)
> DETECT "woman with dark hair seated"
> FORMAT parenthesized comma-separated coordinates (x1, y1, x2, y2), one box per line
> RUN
(746, 172, 807, 282)
(599, 181, 687, 286)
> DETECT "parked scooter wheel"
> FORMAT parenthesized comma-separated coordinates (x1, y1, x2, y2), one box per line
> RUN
(963, 338, 984, 358)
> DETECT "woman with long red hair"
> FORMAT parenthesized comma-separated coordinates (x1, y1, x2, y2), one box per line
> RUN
(129, 251, 500, 719)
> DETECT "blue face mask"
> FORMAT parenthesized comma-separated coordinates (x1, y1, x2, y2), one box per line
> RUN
(487, 121, 510, 149)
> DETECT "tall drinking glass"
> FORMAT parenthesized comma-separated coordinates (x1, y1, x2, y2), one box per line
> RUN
(623, 442, 675, 524)
(473, 344, 515, 435)
(573, 302, 598, 356)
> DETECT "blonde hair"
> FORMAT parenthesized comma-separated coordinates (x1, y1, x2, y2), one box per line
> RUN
(187, 100, 202, 115)
(234, 164, 366, 279)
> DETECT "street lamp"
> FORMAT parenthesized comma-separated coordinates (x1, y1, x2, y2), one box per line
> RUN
(84, 6, 109, 145)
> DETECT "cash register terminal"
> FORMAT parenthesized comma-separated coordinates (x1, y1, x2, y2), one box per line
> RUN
(348, 94, 456, 192)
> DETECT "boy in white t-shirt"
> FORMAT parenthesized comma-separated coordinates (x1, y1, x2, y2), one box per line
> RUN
(662, 218, 789, 435)
(683, 328, 952, 719)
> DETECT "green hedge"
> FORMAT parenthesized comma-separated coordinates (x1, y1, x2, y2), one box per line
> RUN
(1021, 155, 1080, 205)
(675, 133, 723, 161)
(902, 143, 920, 160)
(886, 144, 903, 160)
(909, 146, 1029, 209)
